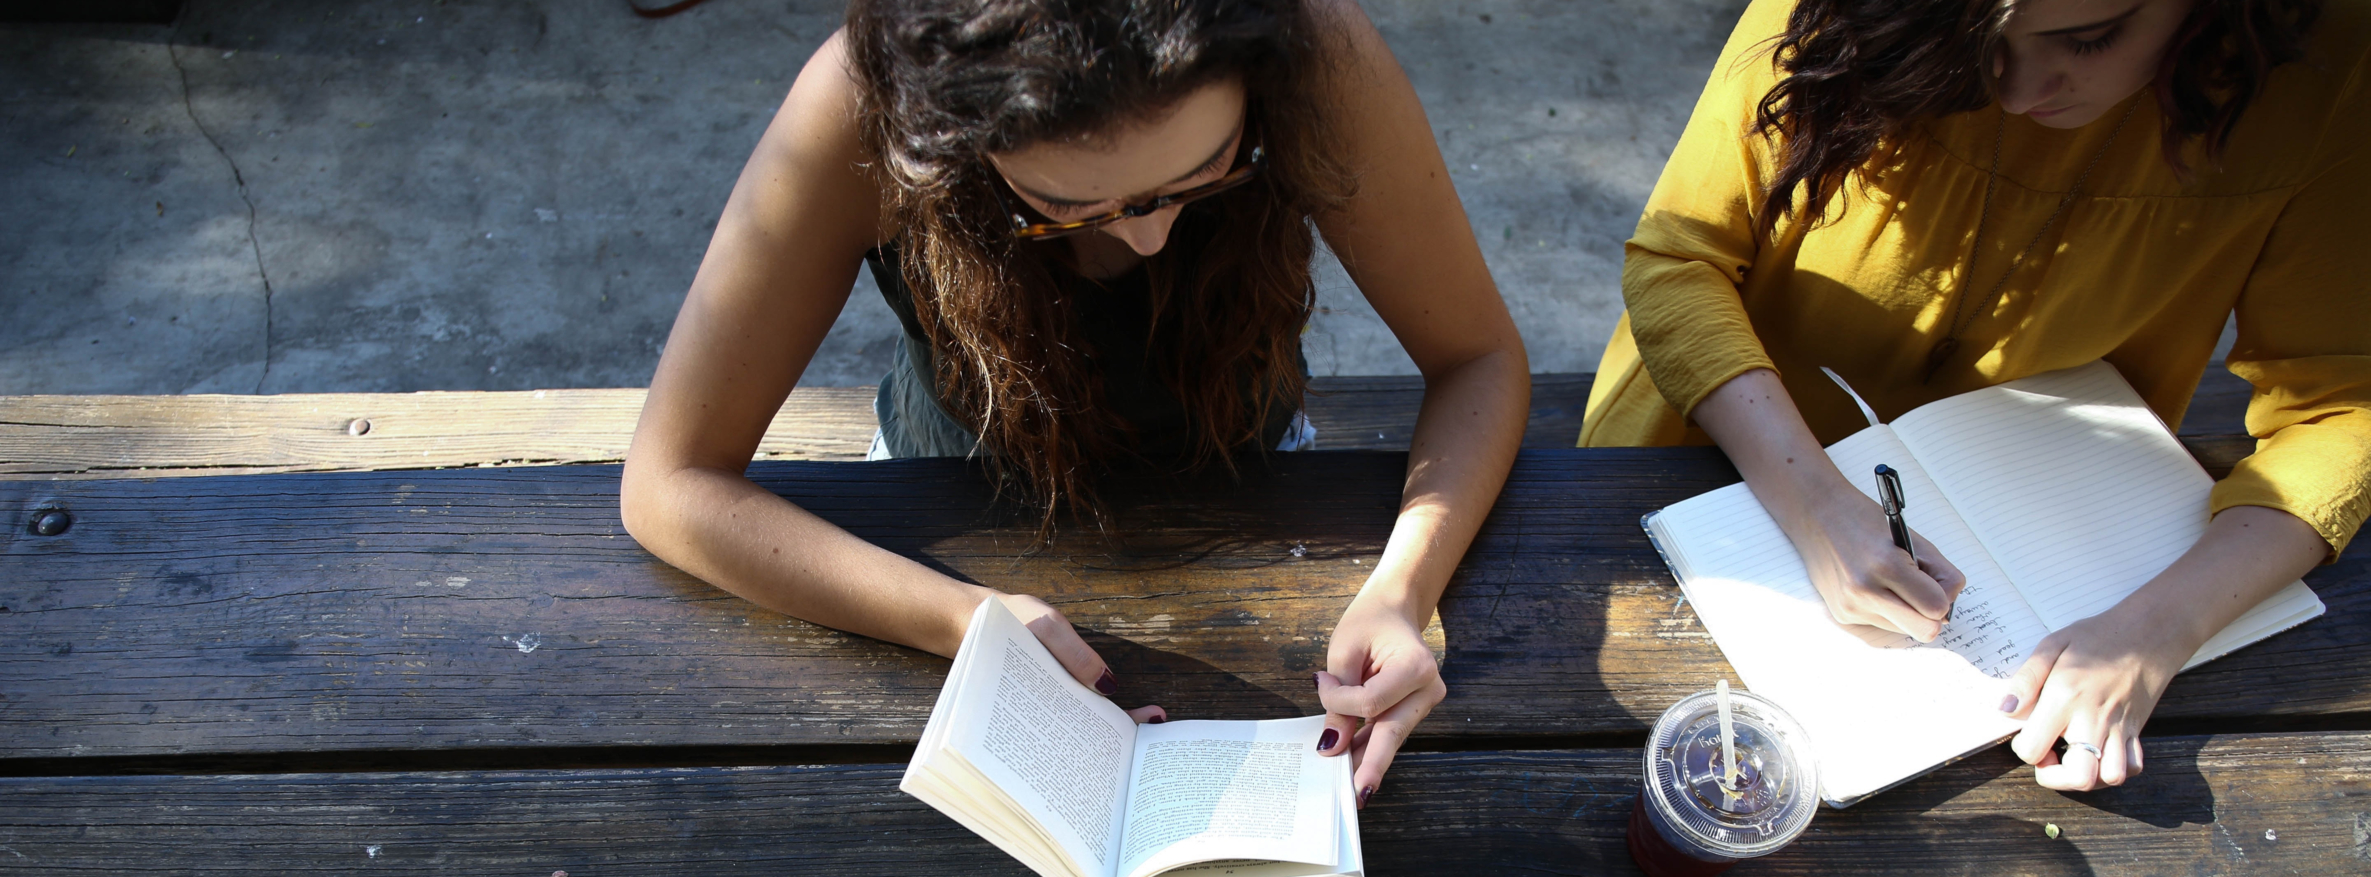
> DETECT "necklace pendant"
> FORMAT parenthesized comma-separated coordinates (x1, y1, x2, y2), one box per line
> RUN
(1923, 338, 1959, 384)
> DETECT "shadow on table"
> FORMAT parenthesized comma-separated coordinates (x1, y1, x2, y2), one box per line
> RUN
(1753, 755, 2100, 875)
(2052, 734, 2220, 829)
(1748, 735, 2221, 875)
(1752, 813, 2100, 876)
(1083, 629, 1308, 720)
(1899, 734, 2219, 831)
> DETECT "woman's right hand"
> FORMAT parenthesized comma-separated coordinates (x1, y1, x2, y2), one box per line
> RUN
(1789, 488, 1966, 642)
(1691, 370, 1967, 643)
(994, 593, 1167, 723)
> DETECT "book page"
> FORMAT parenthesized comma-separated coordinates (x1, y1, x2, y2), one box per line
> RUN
(941, 599, 1140, 877)
(902, 602, 1075, 877)
(1146, 746, 1362, 877)
(1894, 362, 2221, 627)
(1648, 425, 2028, 803)
(1117, 716, 1341, 877)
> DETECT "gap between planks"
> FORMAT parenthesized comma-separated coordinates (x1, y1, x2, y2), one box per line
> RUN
(0, 734, 2359, 876)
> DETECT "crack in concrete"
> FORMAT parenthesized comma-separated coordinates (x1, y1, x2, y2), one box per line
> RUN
(166, 33, 276, 394)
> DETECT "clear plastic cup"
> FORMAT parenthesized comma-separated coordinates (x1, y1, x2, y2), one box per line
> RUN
(1626, 688, 1820, 876)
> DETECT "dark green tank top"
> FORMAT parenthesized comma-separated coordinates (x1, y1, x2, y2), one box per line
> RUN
(863, 242, 1303, 459)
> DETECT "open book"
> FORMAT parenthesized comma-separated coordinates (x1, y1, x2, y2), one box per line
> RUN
(1644, 361, 2324, 807)
(902, 598, 1363, 877)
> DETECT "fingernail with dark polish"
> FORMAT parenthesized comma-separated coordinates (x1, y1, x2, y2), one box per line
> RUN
(1095, 670, 1118, 696)
(1999, 695, 2019, 713)
(1357, 786, 1374, 808)
(1312, 672, 1323, 690)
(1148, 715, 1166, 724)
(1316, 729, 1339, 752)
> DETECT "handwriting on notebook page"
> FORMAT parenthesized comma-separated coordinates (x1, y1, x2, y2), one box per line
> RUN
(1841, 579, 2033, 680)
(1918, 590, 2027, 679)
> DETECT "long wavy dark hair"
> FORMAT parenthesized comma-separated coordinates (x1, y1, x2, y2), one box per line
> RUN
(845, 0, 1352, 529)
(1751, 0, 2324, 234)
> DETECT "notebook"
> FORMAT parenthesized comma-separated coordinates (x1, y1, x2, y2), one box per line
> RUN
(1642, 360, 2325, 807)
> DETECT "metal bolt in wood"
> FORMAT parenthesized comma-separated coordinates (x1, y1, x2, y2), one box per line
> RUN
(29, 508, 71, 536)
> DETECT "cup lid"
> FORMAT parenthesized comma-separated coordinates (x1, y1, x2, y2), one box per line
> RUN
(1640, 688, 1820, 858)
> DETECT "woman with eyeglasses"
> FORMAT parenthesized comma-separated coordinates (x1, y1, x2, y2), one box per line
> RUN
(621, 0, 1528, 806)
(1585, 0, 2367, 792)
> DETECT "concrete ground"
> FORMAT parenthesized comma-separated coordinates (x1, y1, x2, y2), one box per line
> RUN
(0, 0, 1748, 395)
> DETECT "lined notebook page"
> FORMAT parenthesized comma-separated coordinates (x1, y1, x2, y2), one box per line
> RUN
(1892, 362, 2216, 628)
(1822, 425, 2051, 677)
(1648, 425, 2025, 803)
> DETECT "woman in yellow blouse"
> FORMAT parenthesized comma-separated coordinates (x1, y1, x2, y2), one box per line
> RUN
(1586, 0, 2368, 791)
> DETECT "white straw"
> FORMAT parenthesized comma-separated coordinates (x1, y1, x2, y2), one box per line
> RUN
(1717, 679, 1739, 792)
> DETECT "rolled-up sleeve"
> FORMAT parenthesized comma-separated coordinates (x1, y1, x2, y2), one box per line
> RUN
(2212, 64, 2371, 557)
(1620, 0, 1788, 420)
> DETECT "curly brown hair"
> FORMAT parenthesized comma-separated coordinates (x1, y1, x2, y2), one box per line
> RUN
(844, 0, 1354, 529)
(1751, 0, 2324, 235)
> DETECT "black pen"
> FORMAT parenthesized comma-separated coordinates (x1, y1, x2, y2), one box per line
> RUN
(1875, 465, 1948, 623)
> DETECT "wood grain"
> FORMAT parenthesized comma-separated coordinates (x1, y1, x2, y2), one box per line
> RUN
(0, 375, 1587, 479)
(5, 451, 2361, 761)
(0, 734, 2359, 875)
(0, 386, 879, 478)
(1300, 372, 1597, 450)
(0, 370, 2258, 477)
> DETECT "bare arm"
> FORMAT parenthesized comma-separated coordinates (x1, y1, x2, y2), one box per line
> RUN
(619, 34, 1124, 693)
(1691, 368, 1966, 641)
(2004, 505, 2324, 790)
(1305, 0, 1530, 803)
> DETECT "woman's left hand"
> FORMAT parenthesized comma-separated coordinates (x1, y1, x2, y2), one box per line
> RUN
(1316, 591, 1446, 809)
(2003, 605, 2193, 791)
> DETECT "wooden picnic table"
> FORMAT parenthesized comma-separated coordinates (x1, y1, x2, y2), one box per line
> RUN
(2, 372, 2365, 875)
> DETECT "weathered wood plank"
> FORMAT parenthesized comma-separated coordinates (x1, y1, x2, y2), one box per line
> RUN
(0, 386, 878, 478)
(0, 375, 1590, 479)
(0, 370, 2257, 477)
(5, 451, 2362, 760)
(1300, 372, 1597, 451)
(0, 734, 2360, 875)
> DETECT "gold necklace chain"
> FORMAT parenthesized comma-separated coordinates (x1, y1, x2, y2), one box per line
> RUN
(1923, 99, 2139, 384)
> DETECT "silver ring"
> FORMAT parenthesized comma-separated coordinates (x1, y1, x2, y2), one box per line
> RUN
(2065, 741, 2102, 759)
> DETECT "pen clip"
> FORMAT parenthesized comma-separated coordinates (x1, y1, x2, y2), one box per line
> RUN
(1873, 464, 1924, 580)
(1874, 464, 1905, 514)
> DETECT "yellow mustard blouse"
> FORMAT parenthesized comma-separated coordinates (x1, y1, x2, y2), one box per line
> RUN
(1581, 0, 2371, 556)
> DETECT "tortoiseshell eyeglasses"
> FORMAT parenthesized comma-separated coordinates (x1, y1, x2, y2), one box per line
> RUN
(1001, 144, 1264, 241)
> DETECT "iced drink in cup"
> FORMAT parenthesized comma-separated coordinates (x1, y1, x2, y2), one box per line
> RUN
(1626, 685, 1820, 876)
